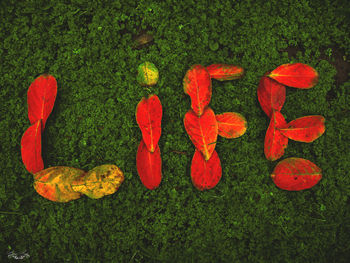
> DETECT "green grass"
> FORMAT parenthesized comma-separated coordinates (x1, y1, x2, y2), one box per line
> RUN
(1, 0, 349, 262)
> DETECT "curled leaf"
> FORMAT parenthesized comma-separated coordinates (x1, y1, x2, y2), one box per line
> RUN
(137, 61, 159, 86)
(271, 157, 322, 191)
(206, 64, 244, 81)
(183, 64, 212, 116)
(264, 110, 288, 161)
(257, 75, 286, 118)
(191, 149, 222, 190)
(136, 139, 162, 190)
(27, 74, 57, 132)
(33, 166, 85, 202)
(268, 63, 319, 89)
(71, 164, 124, 199)
(21, 120, 44, 174)
(278, 115, 325, 143)
(184, 107, 218, 161)
(216, 112, 247, 138)
(136, 94, 162, 153)
(132, 31, 154, 49)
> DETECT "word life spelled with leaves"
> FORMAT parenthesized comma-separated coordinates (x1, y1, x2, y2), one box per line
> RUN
(20, 62, 324, 202)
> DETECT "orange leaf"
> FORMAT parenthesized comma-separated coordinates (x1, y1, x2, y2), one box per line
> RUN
(271, 157, 322, 191)
(216, 112, 247, 138)
(136, 139, 162, 190)
(191, 149, 222, 190)
(257, 75, 286, 118)
(183, 64, 212, 116)
(136, 94, 162, 152)
(184, 107, 218, 161)
(264, 110, 288, 161)
(268, 63, 319, 89)
(27, 74, 57, 132)
(278, 115, 325, 143)
(21, 120, 44, 174)
(206, 64, 244, 81)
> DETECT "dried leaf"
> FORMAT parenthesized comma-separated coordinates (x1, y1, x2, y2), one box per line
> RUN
(136, 94, 162, 153)
(71, 164, 124, 199)
(184, 107, 218, 161)
(136, 139, 162, 190)
(133, 32, 154, 49)
(278, 115, 325, 143)
(268, 63, 319, 89)
(33, 166, 85, 202)
(216, 112, 247, 138)
(27, 74, 57, 132)
(264, 110, 288, 161)
(183, 64, 212, 116)
(271, 157, 322, 191)
(21, 120, 44, 174)
(206, 63, 244, 81)
(191, 149, 222, 190)
(257, 75, 286, 118)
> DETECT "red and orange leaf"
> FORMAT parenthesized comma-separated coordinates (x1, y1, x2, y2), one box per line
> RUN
(271, 157, 322, 191)
(268, 63, 319, 89)
(278, 115, 325, 143)
(183, 64, 212, 116)
(206, 64, 244, 81)
(33, 166, 84, 202)
(136, 94, 162, 153)
(136, 139, 162, 190)
(28, 74, 57, 132)
(21, 120, 44, 174)
(184, 107, 218, 161)
(216, 112, 247, 138)
(264, 110, 288, 161)
(257, 75, 286, 118)
(191, 149, 222, 191)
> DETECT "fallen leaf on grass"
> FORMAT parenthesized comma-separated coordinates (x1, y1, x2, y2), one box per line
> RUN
(206, 64, 244, 81)
(271, 157, 322, 191)
(278, 115, 325, 143)
(216, 112, 247, 138)
(268, 63, 319, 89)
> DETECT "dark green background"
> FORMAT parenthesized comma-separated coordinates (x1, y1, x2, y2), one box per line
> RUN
(1, 0, 349, 262)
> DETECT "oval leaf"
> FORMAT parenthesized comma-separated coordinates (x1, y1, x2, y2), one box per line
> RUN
(137, 61, 159, 86)
(206, 64, 244, 81)
(33, 166, 85, 202)
(264, 110, 288, 161)
(216, 112, 247, 138)
(279, 115, 325, 143)
(183, 64, 212, 116)
(27, 74, 57, 132)
(268, 63, 319, 89)
(257, 75, 286, 118)
(136, 139, 162, 190)
(71, 164, 124, 199)
(191, 149, 222, 190)
(271, 157, 322, 191)
(184, 107, 218, 161)
(136, 94, 162, 152)
(21, 120, 44, 174)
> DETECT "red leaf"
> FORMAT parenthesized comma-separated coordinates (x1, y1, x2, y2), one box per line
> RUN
(278, 115, 325, 143)
(28, 74, 57, 132)
(271, 157, 322, 191)
(21, 120, 44, 174)
(136, 139, 162, 190)
(264, 110, 288, 161)
(183, 64, 212, 116)
(191, 149, 222, 190)
(206, 64, 244, 81)
(216, 112, 247, 138)
(257, 75, 286, 118)
(184, 107, 218, 161)
(268, 63, 319, 89)
(136, 94, 162, 153)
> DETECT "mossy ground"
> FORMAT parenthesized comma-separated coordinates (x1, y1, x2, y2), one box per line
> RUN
(1, 0, 349, 262)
